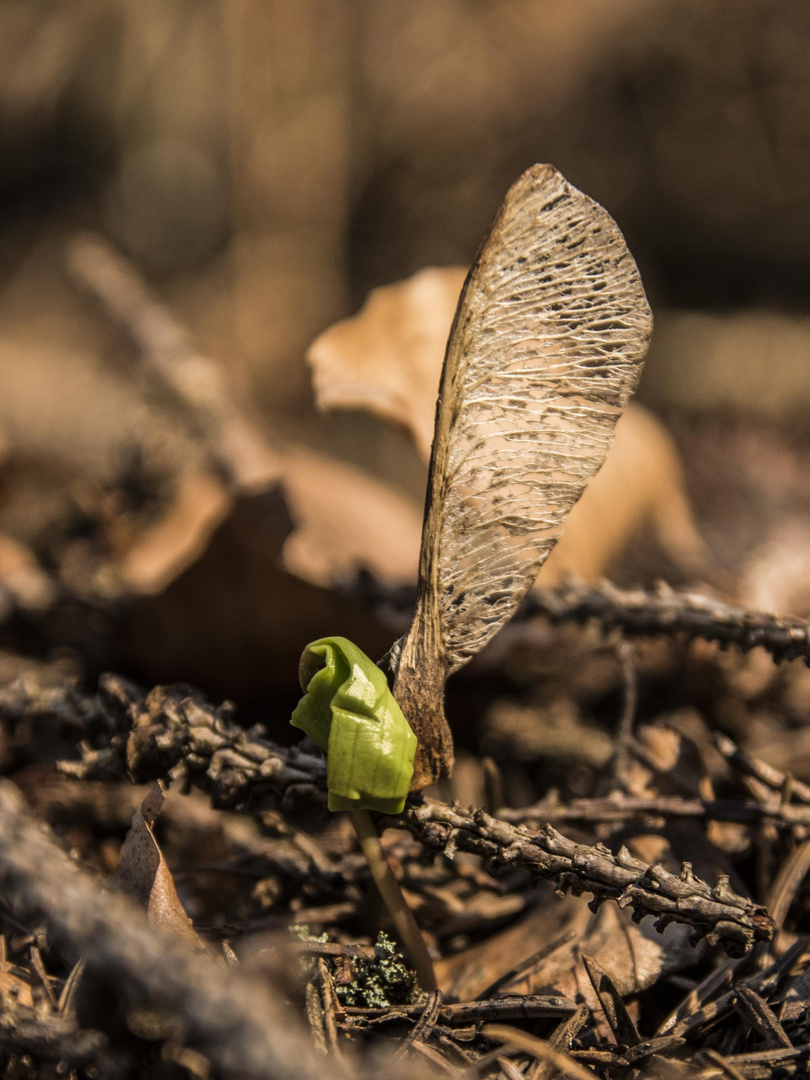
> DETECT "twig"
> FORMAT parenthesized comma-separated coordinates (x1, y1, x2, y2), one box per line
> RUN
(582, 954, 639, 1047)
(697, 1049, 748, 1080)
(481, 1025, 599, 1080)
(304, 981, 328, 1056)
(525, 581, 810, 666)
(66, 233, 279, 490)
(502, 794, 810, 830)
(766, 839, 810, 930)
(49, 674, 775, 956)
(390, 989, 443, 1063)
(345, 996, 577, 1024)
(29, 943, 58, 1009)
(54, 674, 329, 807)
(349, 576, 810, 668)
(665, 935, 810, 1038)
(294, 941, 375, 961)
(697, 1044, 810, 1079)
(496, 1057, 527, 1080)
(388, 802, 773, 957)
(528, 1005, 590, 1080)
(732, 986, 792, 1050)
(714, 734, 810, 805)
(609, 640, 638, 787)
(318, 958, 343, 1058)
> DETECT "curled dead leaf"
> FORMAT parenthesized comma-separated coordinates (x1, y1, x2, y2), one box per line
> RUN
(111, 471, 233, 595)
(114, 781, 204, 950)
(308, 266, 469, 462)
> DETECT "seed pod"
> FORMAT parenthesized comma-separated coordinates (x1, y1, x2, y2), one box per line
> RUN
(392, 164, 653, 788)
(291, 636, 417, 813)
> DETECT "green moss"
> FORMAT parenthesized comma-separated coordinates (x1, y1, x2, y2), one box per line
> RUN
(333, 933, 418, 1009)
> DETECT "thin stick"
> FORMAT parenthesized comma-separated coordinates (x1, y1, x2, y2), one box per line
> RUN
(481, 1025, 599, 1080)
(67, 233, 280, 491)
(50, 676, 775, 955)
(350, 809, 437, 992)
(609, 639, 638, 789)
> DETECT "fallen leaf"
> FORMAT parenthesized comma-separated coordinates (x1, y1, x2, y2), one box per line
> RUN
(0, 531, 56, 612)
(537, 403, 709, 586)
(280, 445, 421, 588)
(738, 518, 810, 615)
(438, 885, 698, 1009)
(0, 968, 35, 1009)
(112, 471, 233, 595)
(307, 268, 706, 589)
(120, 485, 396, 700)
(57, 234, 424, 685)
(114, 781, 204, 950)
(308, 267, 468, 463)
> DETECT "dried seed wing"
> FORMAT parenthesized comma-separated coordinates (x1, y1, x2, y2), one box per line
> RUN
(395, 164, 652, 788)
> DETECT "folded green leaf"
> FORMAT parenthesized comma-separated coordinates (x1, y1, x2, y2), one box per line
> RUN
(291, 636, 417, 813)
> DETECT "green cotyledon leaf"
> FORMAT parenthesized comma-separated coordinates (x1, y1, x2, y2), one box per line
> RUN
(290, 636, 417, 813)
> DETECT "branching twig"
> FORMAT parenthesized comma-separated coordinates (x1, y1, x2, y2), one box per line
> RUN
(385, 802, 773, 957)
(348, 576, 810, 668)
(502, 795, 810, 830)
(45, 674, 775, 956)
(52, 674, 329, 808)
(525, 581, 810, 666)
(714, 733, 810, 804)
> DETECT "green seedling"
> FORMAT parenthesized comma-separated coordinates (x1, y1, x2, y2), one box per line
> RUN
(291, 636, 416, 813)
(291, 162, 652, 991)
(291, 636, 432, 987)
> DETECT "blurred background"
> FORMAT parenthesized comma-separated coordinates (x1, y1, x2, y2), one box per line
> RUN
(1, 0, 810, 712)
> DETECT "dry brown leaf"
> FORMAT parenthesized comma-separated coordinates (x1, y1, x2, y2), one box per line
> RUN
(58, 233, 423, 624)
(107, 433, 420, 602)
(280, 445, 421, 588)
(537, 403, 709, 585)
(114, 781, 204, 950)
(308, 271, 705, 589)
(392, 165, 653, 787)
(120, 485, 396, 701)
(438, 886, 697, 1010)
(115, 442, 420, 702)
(0, 968, 35, 1009)
(112, 471, 233, 595)
(0, 531, 55, 612)
(308, 266, 468, 462)
(738, 518, 810, 616)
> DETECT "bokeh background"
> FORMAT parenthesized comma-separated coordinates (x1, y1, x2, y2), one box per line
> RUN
(1, 0, 810, 707)
(5, 1, 810, 417)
